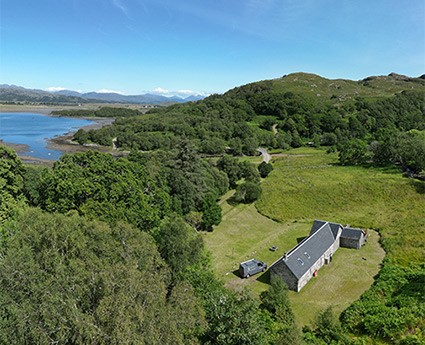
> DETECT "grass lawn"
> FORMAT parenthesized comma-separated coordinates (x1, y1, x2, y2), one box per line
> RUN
(288, 230, 383, 326)
(203, 193, 310, 294)
(204, 147, 424, 327)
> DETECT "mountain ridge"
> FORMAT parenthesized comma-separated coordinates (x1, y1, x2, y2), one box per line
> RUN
(2, 72, 423, 105)
(0, 84, 205, 104)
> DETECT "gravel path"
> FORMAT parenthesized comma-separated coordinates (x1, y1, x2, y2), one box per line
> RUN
(258, 147, 271, 163)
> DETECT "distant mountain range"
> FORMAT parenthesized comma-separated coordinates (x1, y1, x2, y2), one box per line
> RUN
(0, 84, 205, 105)
(2, 72, 424, 106)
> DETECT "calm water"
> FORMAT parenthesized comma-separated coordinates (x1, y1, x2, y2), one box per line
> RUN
(0, 112, 93, 160)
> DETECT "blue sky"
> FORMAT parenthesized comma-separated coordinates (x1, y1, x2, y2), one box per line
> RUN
(1, 0, 424, 96)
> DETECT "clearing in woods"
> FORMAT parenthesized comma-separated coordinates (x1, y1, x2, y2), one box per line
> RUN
(203, 147, 425, 326)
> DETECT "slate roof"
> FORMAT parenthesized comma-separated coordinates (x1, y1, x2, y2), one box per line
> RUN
(310, 220, 342, 240)
(309, 220, 326, 234)
(279, 222, 338, 279)
(341, 227, 365, 240)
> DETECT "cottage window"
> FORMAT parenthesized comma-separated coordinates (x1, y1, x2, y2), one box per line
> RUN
(297, 258, 304, 265)
(304, 252, 311, 259)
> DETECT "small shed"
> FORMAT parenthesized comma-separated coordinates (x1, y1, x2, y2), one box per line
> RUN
(340, 227, 367, 249)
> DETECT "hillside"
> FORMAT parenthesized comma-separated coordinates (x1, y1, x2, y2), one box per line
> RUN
(80, 72, 425, 165)
(0, 84, 91, 104)
(226, 72, 425, 102)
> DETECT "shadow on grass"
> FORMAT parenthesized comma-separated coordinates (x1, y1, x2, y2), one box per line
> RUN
(231, 269, 241, 278)
(399, 271, 425, 303)
(227, 196, 254, 206)
(410, 179, 425, 194)
(231, 269, 271, 285)
(226, 196, 239, 206)
(297, 236, 307, 243)
(256, 269, 271, 285)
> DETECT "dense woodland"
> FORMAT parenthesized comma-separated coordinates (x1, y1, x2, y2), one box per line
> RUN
(73, 80, 425, 176)
(1, 73, 424, 344)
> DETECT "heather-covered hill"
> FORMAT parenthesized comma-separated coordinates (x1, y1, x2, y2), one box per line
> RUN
(226, 72, 425, 102)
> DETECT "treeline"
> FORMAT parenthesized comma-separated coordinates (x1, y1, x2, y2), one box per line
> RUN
(339, 129, 425, 176)
(52, 106, 143, 118)
(73, 89, 424, 173)
(0, 145, 304, 344)
(74, 96, 263, 154)
(23, 142, 226, 231)
(22, 142, 270, 231)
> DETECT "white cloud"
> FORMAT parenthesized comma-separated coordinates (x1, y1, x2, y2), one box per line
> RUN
(96, 89, 124, 94)
(46, 86, 67, 92)
(177, 89, 197, 95)
(150, 87, 208, 98)
(111, 0, 130, 18)
(176, 89, 210, 97)
(152, 87, 170, 95)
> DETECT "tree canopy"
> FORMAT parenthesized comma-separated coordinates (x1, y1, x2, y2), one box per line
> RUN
(0, 146, 26, 224)
(0, 208, 205, 344)
(35, 151, 171, 232)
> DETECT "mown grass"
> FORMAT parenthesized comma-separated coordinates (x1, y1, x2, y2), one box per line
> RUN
(204, 147, 424, 327)
(203, 193, 310, 293)
(289, 231, 384, 326)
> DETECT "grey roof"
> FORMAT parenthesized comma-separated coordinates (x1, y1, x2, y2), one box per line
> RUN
(279, 222, 337, 279)
(310, 220, 326, 234)
(310, 220, 342, 240)
(341, 227, 365, 240)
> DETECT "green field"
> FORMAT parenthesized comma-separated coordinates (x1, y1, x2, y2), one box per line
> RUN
(204, 148, 424, 326)
(257, 148, 424, 266)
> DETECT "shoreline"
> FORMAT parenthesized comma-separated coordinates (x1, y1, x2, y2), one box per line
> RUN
(0, 141, 30, 154)
(0, 103, 108, 115)
(0, 104, 73, 115)
(1, 109, 115, 162)
(46, 117, 114, 154)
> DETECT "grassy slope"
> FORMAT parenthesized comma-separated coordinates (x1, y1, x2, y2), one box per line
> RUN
(204, 148, 424, 327)
(257, 148, 425, 266)
(270, 73, 425, 100)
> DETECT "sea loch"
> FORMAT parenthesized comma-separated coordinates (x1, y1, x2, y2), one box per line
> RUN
(0, 112, 93, 160)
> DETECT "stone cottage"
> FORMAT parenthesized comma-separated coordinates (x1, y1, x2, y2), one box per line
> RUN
(270, 220, 367, 292)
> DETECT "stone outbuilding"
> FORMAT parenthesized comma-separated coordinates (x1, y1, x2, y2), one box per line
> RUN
(340, 226, 368, 249)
